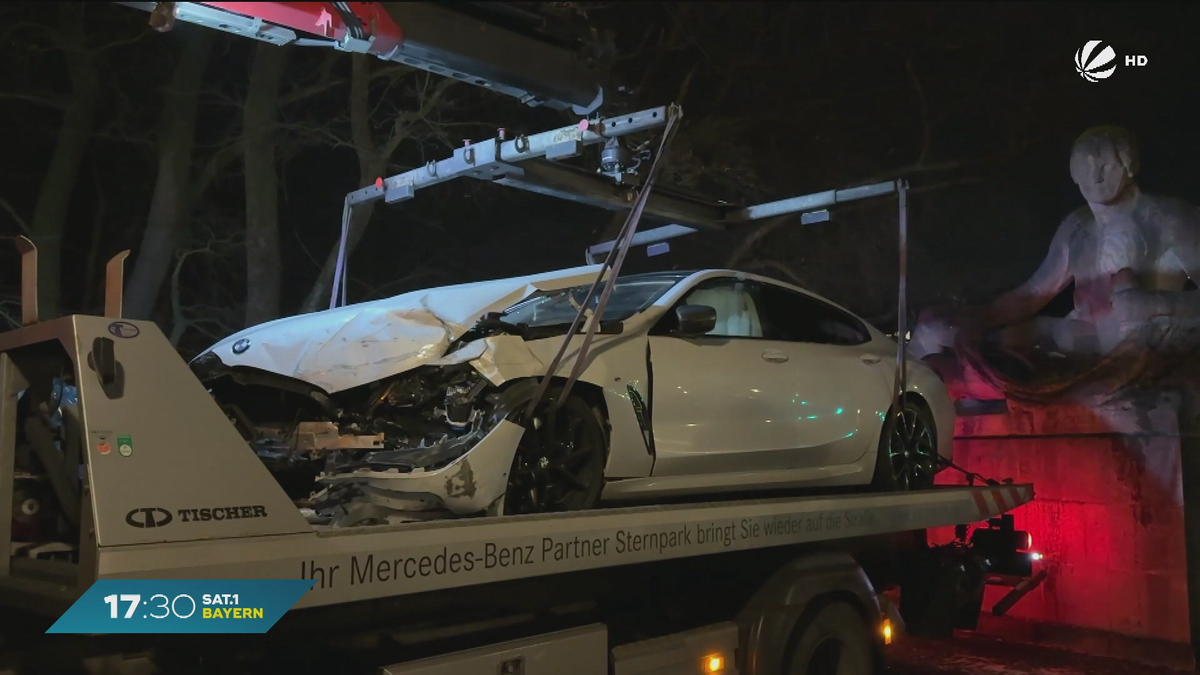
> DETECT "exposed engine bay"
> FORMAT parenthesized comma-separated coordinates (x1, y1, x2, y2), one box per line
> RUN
(191, 353, 515, 526)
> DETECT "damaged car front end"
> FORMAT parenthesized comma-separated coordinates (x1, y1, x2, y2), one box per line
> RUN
(186, 265, 623, 527)
(191, 355, 529, 526)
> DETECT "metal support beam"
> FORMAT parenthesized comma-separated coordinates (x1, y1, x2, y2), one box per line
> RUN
(345, 107, 669, 208)
(103, 251, 130, 319)
(585, 225, 699, 264)
(496, 162, 726, 231)
(0, 353, 28, 580)
(379, 2, 606, 114)
(15, 236, 37, 326)
(584, 180, 903, 262)
(725, 181, 898, 223)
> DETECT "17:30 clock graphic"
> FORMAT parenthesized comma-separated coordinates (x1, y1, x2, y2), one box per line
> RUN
(104, 593, 199, 620)
(48, 579, 315, 634)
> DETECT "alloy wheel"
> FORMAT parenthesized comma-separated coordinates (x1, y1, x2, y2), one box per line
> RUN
(506, 399, 603, 514)
(887, 404, 937, 490)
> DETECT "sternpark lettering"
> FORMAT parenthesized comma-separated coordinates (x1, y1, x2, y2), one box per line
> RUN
(297, 509, 889, 590)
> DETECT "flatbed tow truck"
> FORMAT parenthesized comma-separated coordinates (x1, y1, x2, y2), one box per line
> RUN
(1, 3, 1042, 674)
(0, 301, 1037, 674)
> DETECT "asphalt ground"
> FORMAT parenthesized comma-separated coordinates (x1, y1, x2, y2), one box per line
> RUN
(887, 632, 1190, 675)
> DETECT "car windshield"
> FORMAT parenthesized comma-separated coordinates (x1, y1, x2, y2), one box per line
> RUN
(502, 277, 681, 327)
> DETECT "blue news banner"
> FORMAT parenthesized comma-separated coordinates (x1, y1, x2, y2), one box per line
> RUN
(46, 580, 315, 634)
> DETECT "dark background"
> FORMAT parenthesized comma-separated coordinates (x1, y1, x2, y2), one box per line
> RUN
(1, 1, 1196, 356)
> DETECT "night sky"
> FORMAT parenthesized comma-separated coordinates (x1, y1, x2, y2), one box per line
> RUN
(1, 2, 1198, 355)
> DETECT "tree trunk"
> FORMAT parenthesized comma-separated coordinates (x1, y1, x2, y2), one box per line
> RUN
(123, 29, 213, 320)
(80, 165, 107, 311)
(299, 54, 385, 314)
(27, 6, 100, 319)
(242, 43, 289, 326)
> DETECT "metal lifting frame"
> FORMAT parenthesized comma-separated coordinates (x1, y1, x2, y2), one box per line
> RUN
(328, 105, 675, 307)
(328, 104, 913, 413)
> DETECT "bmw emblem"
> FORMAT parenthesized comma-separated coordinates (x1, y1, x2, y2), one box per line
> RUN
(232, 338, 252, 355)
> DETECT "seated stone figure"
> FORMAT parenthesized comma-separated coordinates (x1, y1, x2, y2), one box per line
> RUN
(911, 126, 1200, 401)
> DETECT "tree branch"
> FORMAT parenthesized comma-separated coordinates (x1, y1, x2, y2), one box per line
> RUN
(169, 228, 242, 347)
(905, 53, 931, 167)
(0, 92, 67, 110)
(0, 299, 22, 331)
(279, 50, 347, 107)
(726, 214, 796, 268)
(382, 77, 460, 157)
(0, 195, 29, 234)
(279, 77, 347, 106)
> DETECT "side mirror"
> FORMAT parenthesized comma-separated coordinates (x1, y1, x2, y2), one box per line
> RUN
(675, 304, 716, 337)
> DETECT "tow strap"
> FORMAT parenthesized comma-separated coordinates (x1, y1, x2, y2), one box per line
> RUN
(329, 199, 353, 309)
(892, 180, 910, 417)
(525, 104, 684, 419)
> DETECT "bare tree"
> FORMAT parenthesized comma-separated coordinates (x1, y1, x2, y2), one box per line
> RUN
(242, 43, 289, 325)
(0, 5, 104, 318)
(297, 55, 459, 313)
(123, 27, 214, 319)
(168, 218, 244, 352)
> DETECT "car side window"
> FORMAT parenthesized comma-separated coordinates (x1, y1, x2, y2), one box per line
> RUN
(756, 283, 869, 345)
(653, 278, 764, 338)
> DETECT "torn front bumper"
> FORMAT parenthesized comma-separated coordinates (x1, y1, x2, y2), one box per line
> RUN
(318, 419, 526, 517)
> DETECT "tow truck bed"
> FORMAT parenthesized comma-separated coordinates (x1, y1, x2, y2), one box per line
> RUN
(0, 313, 1031, 621)
(99, 484, 1030, 608)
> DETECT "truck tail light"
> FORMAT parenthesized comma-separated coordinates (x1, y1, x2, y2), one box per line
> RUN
(702, 653, 726, 673)
(970, 514, 1035, 577)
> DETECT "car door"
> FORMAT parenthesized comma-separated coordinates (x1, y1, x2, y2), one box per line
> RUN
(753, 281, 889, 468)
(647, 276, 808, 476)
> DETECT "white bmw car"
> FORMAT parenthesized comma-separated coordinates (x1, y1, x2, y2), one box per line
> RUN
(190, 266, 954, 525)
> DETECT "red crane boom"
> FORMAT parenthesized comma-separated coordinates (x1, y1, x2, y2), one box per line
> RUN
(116, 2, 608, 114)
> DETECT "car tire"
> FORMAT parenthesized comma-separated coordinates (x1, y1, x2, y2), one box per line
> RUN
(501, 386, 608, 515)
(784, 601, 878, 675)
(871, 396, 938, 492)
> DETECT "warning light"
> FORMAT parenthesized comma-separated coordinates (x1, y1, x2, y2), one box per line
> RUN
(374, 177, 384, 188)
(882, 619, 893, 645)
(702, 654, 724, 673)
(1031, 552, 1043, 561)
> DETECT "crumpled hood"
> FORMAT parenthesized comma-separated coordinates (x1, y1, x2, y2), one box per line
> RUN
(195, 265, 605, 393)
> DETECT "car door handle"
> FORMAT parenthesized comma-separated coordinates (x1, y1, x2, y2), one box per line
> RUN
(762, 350, 789, 363)
(860, 354, 881, 364)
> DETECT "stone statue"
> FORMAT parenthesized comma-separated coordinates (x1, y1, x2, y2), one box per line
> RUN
(911, 126, 1200, 403)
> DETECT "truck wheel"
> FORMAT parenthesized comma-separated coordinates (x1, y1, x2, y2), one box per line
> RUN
(871, 396, 937, 492)
(785, 601, 876, 675)
(502, 390, 607, 515)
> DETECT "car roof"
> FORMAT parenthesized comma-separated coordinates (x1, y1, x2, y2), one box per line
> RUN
(614, 270, 698, 282)
(615, 269, 866, 324)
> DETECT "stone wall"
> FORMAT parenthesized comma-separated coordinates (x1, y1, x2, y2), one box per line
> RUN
(929, 397, 1190, 644)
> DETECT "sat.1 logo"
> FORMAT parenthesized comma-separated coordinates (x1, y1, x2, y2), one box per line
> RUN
(1074, 40, 1148, 83)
